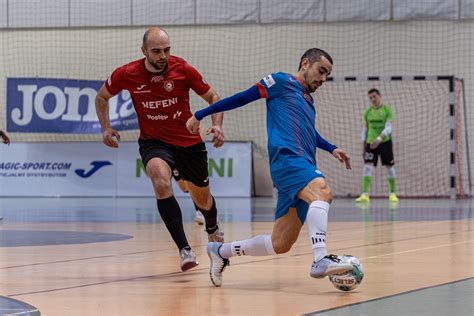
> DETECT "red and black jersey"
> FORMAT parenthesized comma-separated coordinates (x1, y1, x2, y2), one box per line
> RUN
(105, 55, 210, 147)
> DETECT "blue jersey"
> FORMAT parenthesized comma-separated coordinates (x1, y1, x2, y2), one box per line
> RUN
(193, 71, 336, 223)
(258, 72, 318, 166)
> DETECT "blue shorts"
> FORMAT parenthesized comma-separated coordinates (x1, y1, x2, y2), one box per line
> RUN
(270, 156, 325, 224)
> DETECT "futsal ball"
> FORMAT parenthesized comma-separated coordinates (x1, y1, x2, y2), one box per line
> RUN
(328, 255, 364, 291)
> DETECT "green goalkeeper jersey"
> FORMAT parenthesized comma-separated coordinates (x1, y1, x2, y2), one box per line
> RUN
(364, 104, 394, 144)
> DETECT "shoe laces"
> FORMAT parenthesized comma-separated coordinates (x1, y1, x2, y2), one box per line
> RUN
(180, 248, 193, 259)
(325, 254, 341, 263)
(217, 258, 229, 273)
(209, 229, 223, 238)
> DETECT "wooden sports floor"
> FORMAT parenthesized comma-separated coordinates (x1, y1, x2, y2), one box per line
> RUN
(0, 197, 472, 315)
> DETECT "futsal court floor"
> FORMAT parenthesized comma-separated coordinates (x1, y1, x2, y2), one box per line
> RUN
(0, 197, 472, 315)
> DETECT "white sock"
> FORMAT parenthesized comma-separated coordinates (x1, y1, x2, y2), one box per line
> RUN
(306, 200, 330, 262)
(218, 235, 275, 259)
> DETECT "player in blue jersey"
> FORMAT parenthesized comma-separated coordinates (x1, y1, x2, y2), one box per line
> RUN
(186, 48, 353, 287)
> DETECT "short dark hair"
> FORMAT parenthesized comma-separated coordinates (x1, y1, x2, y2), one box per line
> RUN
(368, 88, 381, 95)
(298, 48, 333, 71)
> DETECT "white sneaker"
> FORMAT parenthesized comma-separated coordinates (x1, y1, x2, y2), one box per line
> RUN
(207, 226, 224, 242)
(310, 255, 353, 279)
(179, 248, 199, 272)
(207, 242, 229, 287)
(194, 211, 205, 225)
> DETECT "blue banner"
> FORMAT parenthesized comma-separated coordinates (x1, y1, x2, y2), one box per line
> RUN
(7, 78, 138, 133)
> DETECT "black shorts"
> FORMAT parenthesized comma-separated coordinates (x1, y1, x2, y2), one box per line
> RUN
(138, 139, 209, 187)
(364, 140, 395, 167)
(172, 168, 182, 181)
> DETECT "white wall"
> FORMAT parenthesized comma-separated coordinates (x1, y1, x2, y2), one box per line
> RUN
(0, 21, 472, 195)
(1, 0, 472, 27)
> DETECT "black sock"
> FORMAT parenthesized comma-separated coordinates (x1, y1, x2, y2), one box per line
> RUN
(157, 196, 189, 251)
(199, 196, 218, 234)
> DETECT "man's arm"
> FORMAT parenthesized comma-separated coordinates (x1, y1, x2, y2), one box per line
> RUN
(370, 121, 392, 149)
(379, 121, 392, 139)
(186, 85, 262, 134)
(199, 87, 225, 147)
(95, 85, 113, 130)
(361, 123, 367, 157)
(95, 85, 121, 148)
(370, 106, 394, 149)
(315, 129, 351, 169)
(199, 87, 222, 126)
(0, 130, 10, 145)
(315, 129, 337, 153)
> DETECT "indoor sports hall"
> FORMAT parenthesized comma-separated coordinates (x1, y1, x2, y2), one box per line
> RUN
(0, 1, 472, 315)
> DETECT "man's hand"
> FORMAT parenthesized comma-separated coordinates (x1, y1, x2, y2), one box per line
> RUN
(206, 125, 225, 148)
(186, 115, 200, 134)
(102, 128, 121, 148)
(333, 148, 352, 170)
(370, 136, 382, 149)
(0, 130, 10, 145)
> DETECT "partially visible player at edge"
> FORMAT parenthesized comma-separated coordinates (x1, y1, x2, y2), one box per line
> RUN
(186, 48, 354, 287)
(95, 27, 225, 272)
(0, 129, 10, 221)
(0, 130, 10, 145)
(355, 88, 398, 203)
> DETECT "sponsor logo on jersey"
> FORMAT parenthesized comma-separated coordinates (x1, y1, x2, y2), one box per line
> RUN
(263, 74, 275, 88)
(164, 80, 174, 92)
(141, 98, 178, 109)
(151, 75, 164, 82)
(147, 114, 169, 121)
(303, 93, 312, 103)
(173, 111, 182, 119)
(133, 84, 151, 94)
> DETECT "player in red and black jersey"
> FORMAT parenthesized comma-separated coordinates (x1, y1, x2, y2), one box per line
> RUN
(95, 27, 225, 272)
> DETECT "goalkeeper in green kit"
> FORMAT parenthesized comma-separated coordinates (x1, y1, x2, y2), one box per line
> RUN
(355, 88, 398, 203)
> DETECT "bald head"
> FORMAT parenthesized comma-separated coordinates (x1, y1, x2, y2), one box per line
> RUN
(142, 27, 169, 48)
(141, 27, 171, 73)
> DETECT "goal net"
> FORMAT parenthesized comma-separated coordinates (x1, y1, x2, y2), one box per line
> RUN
(0, 15, 472, 198)
(314, 76, 470, 198)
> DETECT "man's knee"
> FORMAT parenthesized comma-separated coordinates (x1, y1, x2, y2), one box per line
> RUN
(188, 185, 212, 209)
(194, 194, 212, 210)
(319, 185, 333, 203)
(147, 169, 172, 196)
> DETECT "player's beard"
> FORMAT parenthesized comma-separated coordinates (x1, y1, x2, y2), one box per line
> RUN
(148, 58, 168, 73)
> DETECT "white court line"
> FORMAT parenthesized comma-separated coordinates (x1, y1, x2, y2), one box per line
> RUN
(360, 239, 474, 260)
